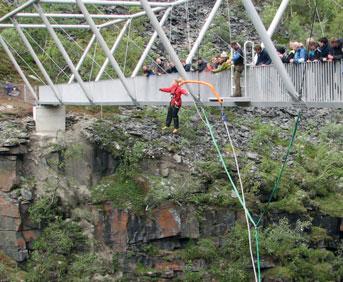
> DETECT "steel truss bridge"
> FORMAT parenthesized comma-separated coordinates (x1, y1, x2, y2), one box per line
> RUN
(0, 0, 342, 108)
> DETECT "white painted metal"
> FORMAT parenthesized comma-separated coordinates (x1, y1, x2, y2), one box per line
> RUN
(95, 20, 131, 82)
(34, 3, 94, 104)
(0, 35, 38, 101)
(131, 7, 172, 78)
(0, 0, 36, 23)
(76, 0, 137, 104)
(16, 13, 133, 19)
(267, 0, 290, 36)
(241, 0, 300, 102)
(186, 0, 223, 64)
(40, 0, 182, 6)
(38, 61, 343, 107)
(13, 19, 62, 103)
(69, 34, 97, 84)
(0, 24, 94, 29)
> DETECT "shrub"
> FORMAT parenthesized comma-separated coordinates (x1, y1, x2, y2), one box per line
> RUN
(183, 239, 218, 262)
(26, 220, 88, 281)
(29, 196, 60, 226)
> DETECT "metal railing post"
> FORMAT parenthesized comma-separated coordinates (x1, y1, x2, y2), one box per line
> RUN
(131, 7, 172, 78)
(241, 0, 300, 102)
(34, 3, 94, 104)
(0, 35, 38, 101)
(13, 18, 62, 104)
(95, 20, 131, 82)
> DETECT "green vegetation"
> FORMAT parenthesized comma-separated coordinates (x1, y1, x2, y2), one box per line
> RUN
(262, 0, 343, 43)
(0, 251, 26, 282)
(25, 220, 115, 281)
(29, 196, 60, 226)
(182, 224, 251, 281)
(92, 176, 146, 213)
(262, 219, 343, 281)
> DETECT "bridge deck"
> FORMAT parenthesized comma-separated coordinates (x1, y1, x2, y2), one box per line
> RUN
(39, 61, 343, 108)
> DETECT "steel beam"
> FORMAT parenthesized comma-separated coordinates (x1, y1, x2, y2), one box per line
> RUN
(186, 0, 223, 64)
(40, 0, 182, 6)
(95, 20, 131, 82)
(139, 0, 189, 80)
(69, 34, 97, 84)
(0, 35, 38, 101)
(241, 0, 300, 101)
(131, 7, 172, 78)
(13, 18, 62, 104)
(76, 0, 137, 104)
(0, 0, 36, 24)
(0, 24, 94, 29)
(267, 0, 289, 36)
(17, 13, 133, 19)
(34, 3, 94, 104)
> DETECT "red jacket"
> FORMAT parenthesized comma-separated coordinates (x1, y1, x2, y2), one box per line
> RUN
(160, 84, 188, 107)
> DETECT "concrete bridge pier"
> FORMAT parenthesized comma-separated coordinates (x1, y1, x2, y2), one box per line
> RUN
(33, 105, 66, 136)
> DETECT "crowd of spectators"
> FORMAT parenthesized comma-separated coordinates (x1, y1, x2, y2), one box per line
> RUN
(142, 37, 343, 77)
(142, 51, 232, 77)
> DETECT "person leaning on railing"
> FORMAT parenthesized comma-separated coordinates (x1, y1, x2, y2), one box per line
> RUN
(318, 37, 333, 62)
(307, 39, 320, 62)
(290, 42, 307, 64)
(254, 44, 272, 66)
(330, 38, 343, 61)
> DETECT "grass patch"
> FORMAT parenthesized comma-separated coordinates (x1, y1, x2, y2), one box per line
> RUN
(182, 239, 218, 263)
(315, 193, 343, 217)
(92, 176, 146, 213)
(268, 190, 308, 214)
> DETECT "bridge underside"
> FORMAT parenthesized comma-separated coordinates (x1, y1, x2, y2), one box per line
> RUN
(39, 62, 343, 108)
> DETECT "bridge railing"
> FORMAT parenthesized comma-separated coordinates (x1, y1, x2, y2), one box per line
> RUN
(38, 60, 343, 107)
(245, 60, 343, 105)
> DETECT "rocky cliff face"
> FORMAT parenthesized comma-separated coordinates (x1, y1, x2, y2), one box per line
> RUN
(0, 106, 342, 281)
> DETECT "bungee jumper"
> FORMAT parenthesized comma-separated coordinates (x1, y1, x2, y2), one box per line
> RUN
(159, 78, 189, 134)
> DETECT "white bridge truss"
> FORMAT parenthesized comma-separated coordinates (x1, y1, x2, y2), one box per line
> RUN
(0, 0, 342, 107)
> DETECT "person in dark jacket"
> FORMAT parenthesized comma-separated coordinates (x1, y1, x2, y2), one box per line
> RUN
(142, 65, 155, 77)
(181, 59, 191, 72)
(318, 37, 332, 61)
(154, 57, 166, 75)
(197, 58, 208, 72)
(160, 79, 188, 134)
(276, 46, 288, 63)
(4, 82, 14, 96)
(166, 62, 178, 74)
(330, 38, 343, 61)
(230, 42, 244, 97)
(254, 44, 272, 66)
